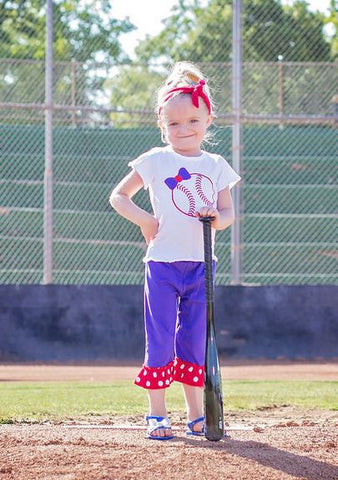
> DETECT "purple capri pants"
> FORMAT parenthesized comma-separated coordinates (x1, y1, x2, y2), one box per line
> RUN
(134, 260, 215, 390)
(145, 260, 207, 367)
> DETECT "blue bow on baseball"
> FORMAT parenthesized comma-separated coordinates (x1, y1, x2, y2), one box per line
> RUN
(165, 167, 191, 190)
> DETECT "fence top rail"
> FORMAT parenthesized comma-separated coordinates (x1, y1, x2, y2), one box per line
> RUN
(243, 61, 338, 67)
(0, 102, 336, 125)
(0, 58, 337, 68)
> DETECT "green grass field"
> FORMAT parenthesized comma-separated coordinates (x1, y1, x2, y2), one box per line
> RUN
(1, 380, 336, 424)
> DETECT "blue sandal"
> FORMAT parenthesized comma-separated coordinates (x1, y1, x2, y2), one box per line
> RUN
(146, 415, 174, 440)
(186, 416, 205, 436)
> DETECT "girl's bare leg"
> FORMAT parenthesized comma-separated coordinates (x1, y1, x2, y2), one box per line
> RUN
(182, 384, 204, 433)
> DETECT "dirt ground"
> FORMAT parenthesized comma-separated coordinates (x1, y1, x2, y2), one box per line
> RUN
(0, 361, 337, 480)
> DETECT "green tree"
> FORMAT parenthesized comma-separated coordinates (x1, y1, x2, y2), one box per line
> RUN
(135, 0, 332, 63)
(134, 0, 232, 63)
(324, 0, 337, 60)
(0, 0, 134, 61)
(244, 0, 332, 61)
(104, 65, 164, 127)
(0, 0, 135, 121)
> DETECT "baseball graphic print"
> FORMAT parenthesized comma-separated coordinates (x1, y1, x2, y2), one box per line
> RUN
(164, 167, 216, 217)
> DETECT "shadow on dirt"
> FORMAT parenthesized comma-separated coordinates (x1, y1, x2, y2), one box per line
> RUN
(182, 436, 338, 480)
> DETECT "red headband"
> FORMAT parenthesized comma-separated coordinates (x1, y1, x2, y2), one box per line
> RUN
(159, 79, 211, 115)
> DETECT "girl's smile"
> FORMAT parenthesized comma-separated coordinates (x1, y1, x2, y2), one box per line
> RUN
(159, 94, 212, 157)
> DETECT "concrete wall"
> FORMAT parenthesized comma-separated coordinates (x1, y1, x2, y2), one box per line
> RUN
(0, 285, 337, 362)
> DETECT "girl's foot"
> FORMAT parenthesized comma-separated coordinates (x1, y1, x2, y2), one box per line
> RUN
(186, 416, 205, 436)
(146, 415, 174, 440)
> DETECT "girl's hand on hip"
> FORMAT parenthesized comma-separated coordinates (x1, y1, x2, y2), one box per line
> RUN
(141, 216, 159, 245)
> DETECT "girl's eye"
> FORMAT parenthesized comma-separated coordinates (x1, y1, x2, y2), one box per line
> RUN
(191, 119, 199, 123)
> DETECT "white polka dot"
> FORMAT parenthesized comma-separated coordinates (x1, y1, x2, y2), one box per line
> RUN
(143, 370, 147, 376)
(135, 377, 140, 383)
(188, 367, 193, 372)
(153, 372, 157, 378)
(174, 359, 178, 366)
(162, 371, 165, 377)
(146, 381, 151, 387)
(167, 369, 171, 374)
(193, 376, 199, 382)
(198, 369, 203, 375)
(165, 379, 170, 385)
(181, 373, 184, 378)
(180, 364, 185, 369)
(158, 381, 163, 387)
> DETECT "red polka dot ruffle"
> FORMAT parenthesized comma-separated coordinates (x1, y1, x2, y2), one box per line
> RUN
(134, 361, 174, 389)
(134, 357, 204, 389)
(173, 357, 204, 387)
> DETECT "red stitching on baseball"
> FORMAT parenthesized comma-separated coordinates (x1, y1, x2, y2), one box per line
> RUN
(195, 174, 214, 206)
(175, 184, 196, 216)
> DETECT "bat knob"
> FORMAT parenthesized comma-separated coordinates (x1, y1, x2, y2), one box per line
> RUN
(199, 216, 215, 223)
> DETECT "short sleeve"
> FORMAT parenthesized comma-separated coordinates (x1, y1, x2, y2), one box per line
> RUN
(128, 151, 154, 189)
(217, 156, 241, 191)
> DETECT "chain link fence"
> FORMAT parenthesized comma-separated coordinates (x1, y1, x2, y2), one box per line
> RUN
(1, 0, 337, 285)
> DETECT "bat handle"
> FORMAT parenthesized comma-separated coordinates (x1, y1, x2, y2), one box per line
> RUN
(199, 216, 215, 301)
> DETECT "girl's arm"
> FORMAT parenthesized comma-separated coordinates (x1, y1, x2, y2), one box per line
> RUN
(109, 170, 158, 244)
(196, 186, 235, 230)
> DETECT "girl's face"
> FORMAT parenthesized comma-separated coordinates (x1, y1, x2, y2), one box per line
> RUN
(159, 94, 212, 157)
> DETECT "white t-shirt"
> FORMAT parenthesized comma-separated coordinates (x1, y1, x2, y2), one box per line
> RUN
(129, 145, 241, 262)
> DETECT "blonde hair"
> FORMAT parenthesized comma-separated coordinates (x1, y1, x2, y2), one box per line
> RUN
(157, 61, 214, 116)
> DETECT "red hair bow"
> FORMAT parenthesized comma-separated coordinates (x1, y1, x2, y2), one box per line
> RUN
(160, 79, 211, 114)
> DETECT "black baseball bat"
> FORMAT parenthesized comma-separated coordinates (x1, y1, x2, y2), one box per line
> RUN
(200, 216, 224, 441)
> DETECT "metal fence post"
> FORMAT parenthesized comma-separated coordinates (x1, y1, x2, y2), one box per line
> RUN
(231, 0, 243, 285)
(43, 0, 54, 284)
(71, 60, 77, 126)
(279, 59, 284, 118)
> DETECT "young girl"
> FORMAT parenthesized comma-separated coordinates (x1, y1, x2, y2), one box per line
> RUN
(110, 62, 240, 440)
